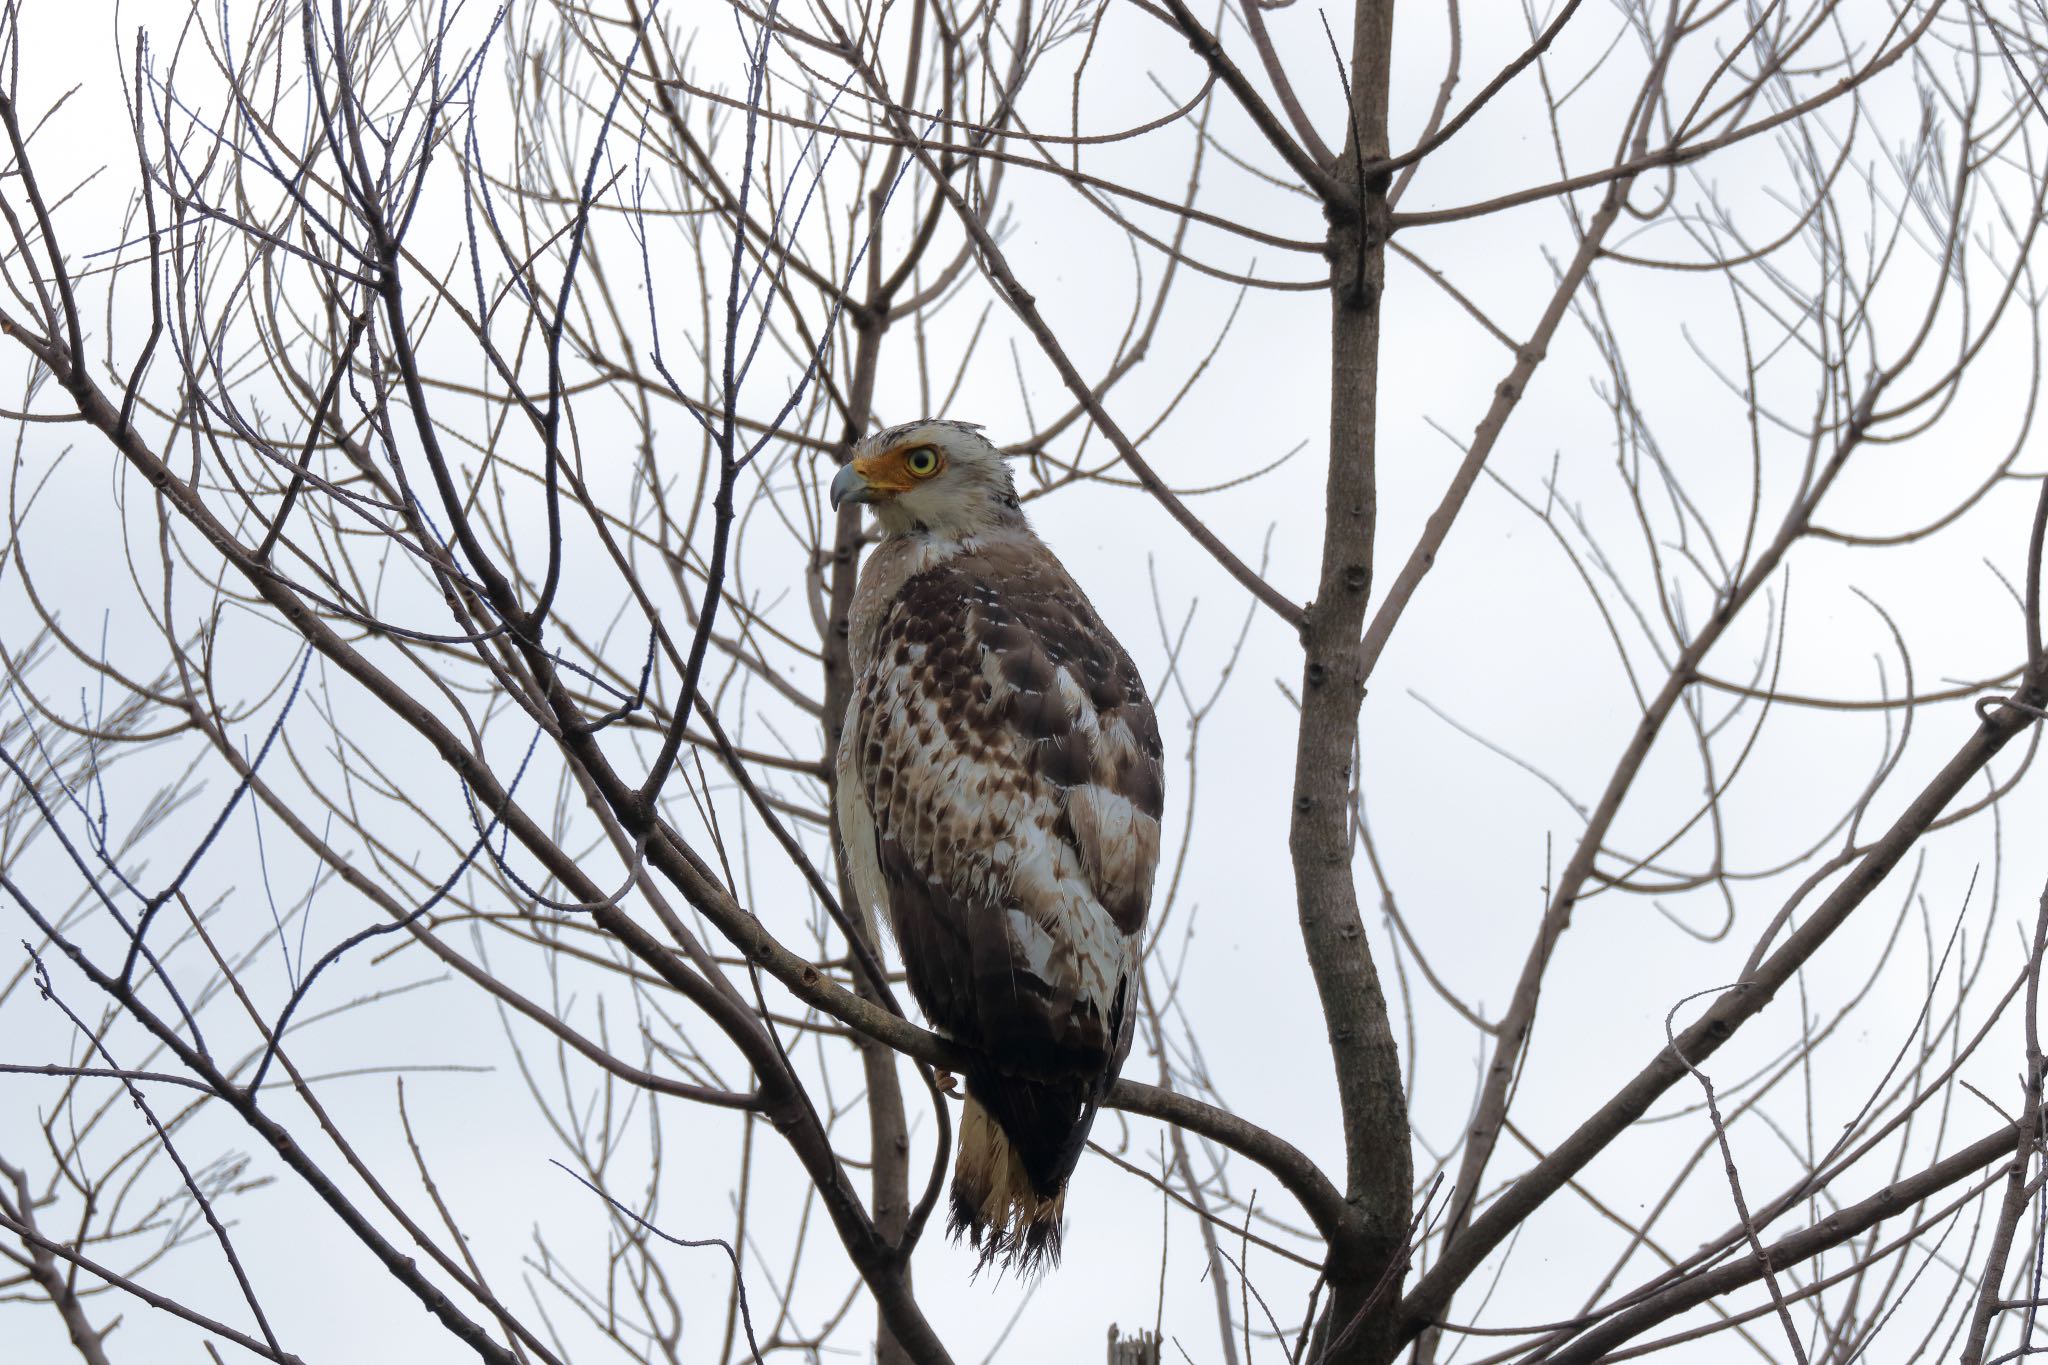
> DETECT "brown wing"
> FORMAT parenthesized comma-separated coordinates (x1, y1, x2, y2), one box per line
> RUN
(844, 537, 1163, 1187)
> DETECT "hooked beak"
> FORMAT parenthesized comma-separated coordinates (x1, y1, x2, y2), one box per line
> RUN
(829, 462, 876, 510)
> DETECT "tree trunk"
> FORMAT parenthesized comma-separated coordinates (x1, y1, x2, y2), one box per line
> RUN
(823, 315, 917, 1365)
(1294, 4, 1409, 1360)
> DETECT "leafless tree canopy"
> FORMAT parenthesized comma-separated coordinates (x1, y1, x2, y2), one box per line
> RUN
(7, 0, 2048, 1361)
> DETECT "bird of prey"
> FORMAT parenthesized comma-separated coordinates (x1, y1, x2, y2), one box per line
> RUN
(831, 420, 1164, 1272)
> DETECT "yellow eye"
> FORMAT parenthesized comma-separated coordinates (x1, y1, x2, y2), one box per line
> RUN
(905, 446, 940, 478)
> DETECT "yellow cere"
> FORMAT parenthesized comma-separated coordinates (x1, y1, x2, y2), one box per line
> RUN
(852, 444, 946, 493)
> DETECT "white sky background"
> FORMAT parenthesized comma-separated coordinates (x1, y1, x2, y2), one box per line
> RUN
(5, 1, 2048, 1362)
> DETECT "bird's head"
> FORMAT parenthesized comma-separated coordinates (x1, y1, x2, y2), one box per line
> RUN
(830, 420, 1022, 539)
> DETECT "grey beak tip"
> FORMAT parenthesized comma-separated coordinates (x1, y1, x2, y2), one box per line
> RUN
(829, 463, 866, 510)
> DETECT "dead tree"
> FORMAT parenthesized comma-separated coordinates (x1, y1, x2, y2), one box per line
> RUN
(6, 1, 2048, 1362)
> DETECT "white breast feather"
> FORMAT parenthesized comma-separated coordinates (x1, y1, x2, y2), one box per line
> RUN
(834, 696, 891, 932)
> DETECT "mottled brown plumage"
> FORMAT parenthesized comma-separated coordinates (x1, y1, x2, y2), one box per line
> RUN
(831, 421, 1164, 1271)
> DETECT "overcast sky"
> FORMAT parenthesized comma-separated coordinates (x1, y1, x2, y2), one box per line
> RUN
(6, 2, 2047, 1362)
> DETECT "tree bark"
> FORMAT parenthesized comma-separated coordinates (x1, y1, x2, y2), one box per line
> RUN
(3, 1158, 113, 1365)
(1295, 4, 1408, 1360)
(822, 314, 918, 1365)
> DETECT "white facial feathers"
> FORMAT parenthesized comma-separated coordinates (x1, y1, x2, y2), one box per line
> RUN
(850, 420, 1024, 540)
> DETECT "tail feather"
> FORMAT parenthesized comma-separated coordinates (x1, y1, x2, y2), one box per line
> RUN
(949, 1089, 1081, 1274)
(945, 979, 1130, 1274)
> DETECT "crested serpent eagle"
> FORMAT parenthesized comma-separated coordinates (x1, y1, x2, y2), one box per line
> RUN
(831, 419, 1164, 1272)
